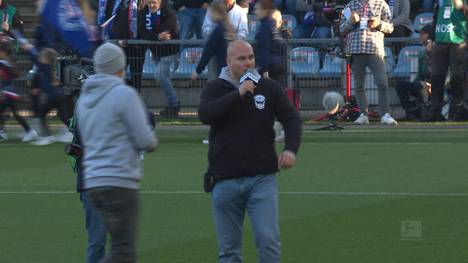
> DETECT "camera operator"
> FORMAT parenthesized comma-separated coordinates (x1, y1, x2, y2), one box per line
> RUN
(76, 43, 157, 262)
(395, 24, 433, 121)
(339, 0, 398, 125)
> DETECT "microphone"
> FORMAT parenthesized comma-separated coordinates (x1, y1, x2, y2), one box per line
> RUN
(239, 69, 261, 98)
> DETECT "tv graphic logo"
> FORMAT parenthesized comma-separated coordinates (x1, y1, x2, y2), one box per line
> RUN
(401, 220, 422, 241)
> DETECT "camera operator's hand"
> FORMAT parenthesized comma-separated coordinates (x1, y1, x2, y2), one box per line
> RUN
(278, 150, 296, 169)
(425, 39, 433, 52)
(350, 12, 360, 24)
(239, 80, 256, 97)
(368, 17, 381, 29)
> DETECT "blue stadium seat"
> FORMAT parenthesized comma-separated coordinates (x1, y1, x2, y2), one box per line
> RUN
(282, 15, 297, 31)
(319, 53, 344, 76)
(142, 50, 157, 79)
(290, 47, 320, 77)
(172, 47, 206, 79)
(392, 46, 423, 77)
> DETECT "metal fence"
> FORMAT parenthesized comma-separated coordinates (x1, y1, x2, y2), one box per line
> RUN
(12, 37, 422, 119)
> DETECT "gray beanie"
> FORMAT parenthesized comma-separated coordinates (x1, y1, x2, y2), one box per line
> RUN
(93, 43, 126, 74)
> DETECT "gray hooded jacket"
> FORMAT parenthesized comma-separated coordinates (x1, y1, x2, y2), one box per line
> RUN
(77, 74, 157, 190)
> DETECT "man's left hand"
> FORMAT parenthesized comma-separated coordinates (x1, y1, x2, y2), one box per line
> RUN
(367, 17, 381, 29)
(278, 150, 296, 169)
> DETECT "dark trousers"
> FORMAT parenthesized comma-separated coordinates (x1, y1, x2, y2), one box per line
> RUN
(395, 80, 429, 118)
(430, 43, 466, 118)
(0, 97, 31, 131)
(269, 63, 286, 88)
(87, 187, 139, 263)
(125, 46, 145, 92)
(38, 94, 70, 136)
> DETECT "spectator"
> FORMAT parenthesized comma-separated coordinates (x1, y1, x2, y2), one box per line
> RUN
(428, 0, 467, 121)
(395, 25, 433, 121)
(198, 40, 301, 263)
(255, 1, 285, 85)
(0, 0, 23, 33)
(20, 43, 72, 145)
(191, 1, 236, 80)
(77, 43, 157, 263)
(387, 0, 412, 37)
(292, 4, 332, 39)
(202, 0, 248, 39)
(0, 40, 37, 142)
(340, 0, 398, 125)
(97, 0, 143, 91)
(173, 0, 209, 40)
(272, 9, 293, 39)
(138, 0, 181, 118)
(202, 0, 249, 80)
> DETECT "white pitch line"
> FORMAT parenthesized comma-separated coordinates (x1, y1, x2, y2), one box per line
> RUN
(0, 190, 467, 197)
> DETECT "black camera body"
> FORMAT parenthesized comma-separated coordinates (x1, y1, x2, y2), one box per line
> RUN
(64, 143, 83, 159)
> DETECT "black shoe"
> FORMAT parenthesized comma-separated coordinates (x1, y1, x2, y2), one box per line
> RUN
(159, 104, 180, 118)
(421, 113, 445, 122)
(448, 104, 467, 121)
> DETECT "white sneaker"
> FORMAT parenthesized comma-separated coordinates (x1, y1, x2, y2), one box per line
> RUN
(0, 129, 8, 141)
(31, 136, 55, 146)
(22, 129, 39, 142)
(380, 113, 398, 125)
(54, 130, 73, 143)
(353, 114, 369, 125)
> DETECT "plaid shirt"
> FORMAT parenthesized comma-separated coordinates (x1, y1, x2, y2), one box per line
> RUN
(339, 0, 393, 56)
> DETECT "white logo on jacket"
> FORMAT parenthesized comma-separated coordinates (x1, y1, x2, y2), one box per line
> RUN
(254, 95, 266, 110)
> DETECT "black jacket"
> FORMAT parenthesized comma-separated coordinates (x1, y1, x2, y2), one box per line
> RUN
(105, 0, 132, 39)
(138, 6, 180, 57)
(198, 77, 302, 180)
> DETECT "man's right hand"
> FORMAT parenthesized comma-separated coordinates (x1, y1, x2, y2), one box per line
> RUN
(239, 80, 256, 97)
(350, 12, 360, 24)
(158, 31, 171, 40)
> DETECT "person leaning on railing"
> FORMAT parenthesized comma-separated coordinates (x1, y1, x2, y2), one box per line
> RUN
(138, 0, 181, 118)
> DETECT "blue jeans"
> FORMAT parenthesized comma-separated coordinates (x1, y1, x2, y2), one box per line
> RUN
(211, 175, 280, 263)
(154, 55, 179, 106)
(178, 8, 206, 40)
(80, 192, 107, 263)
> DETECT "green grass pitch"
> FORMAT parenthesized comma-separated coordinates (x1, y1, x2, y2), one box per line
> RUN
(1, 127, 468, 262)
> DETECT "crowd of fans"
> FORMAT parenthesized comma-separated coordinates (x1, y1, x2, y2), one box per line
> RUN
(0, 0, 467, 145)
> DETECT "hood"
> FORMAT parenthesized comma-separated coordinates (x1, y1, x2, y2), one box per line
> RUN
(218, 67, 261, 89)
(80, 74, 125, 108)
(219, 67, 240, 88)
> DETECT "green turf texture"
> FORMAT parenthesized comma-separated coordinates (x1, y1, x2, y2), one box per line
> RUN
(1, 128, 468, 262)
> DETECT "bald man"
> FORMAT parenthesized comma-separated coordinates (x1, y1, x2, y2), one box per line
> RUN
(198, 40, 302, 263)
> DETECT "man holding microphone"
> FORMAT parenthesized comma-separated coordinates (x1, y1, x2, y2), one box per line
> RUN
(198, 40, 301, 263)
